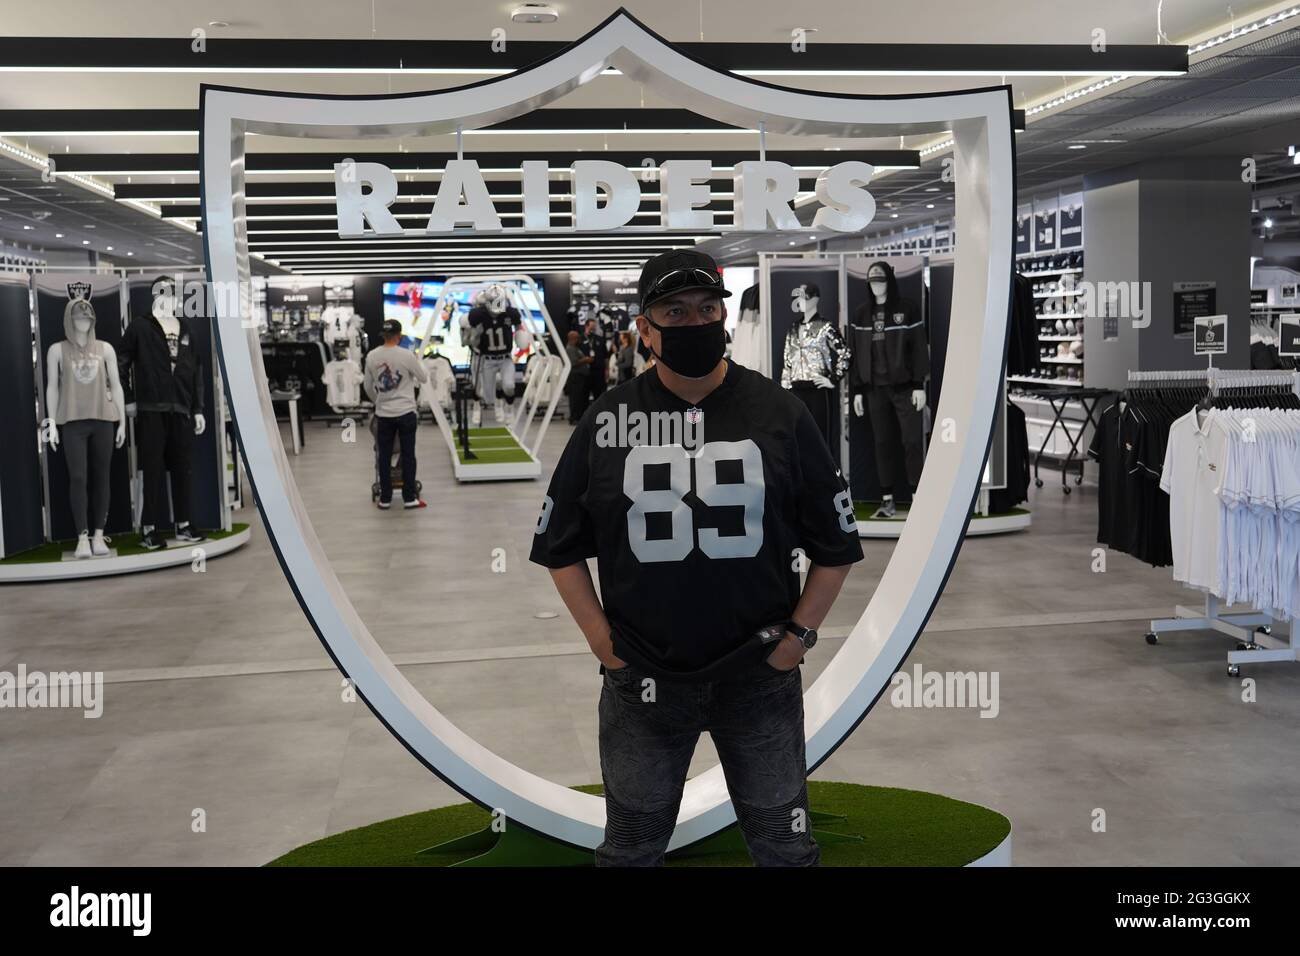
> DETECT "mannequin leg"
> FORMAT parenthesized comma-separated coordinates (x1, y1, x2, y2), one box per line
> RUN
(791, 384, 832, 448)
(62, 420, 93, 536)
(163, 412, 194, 528)
(888, 386, 926, 487)
(478, 358, 498, 409)
(136, 411, 167, 529)
(87, 420, 115, 532)
(866, 386, 901, 489)
(500, 358, 516, 405)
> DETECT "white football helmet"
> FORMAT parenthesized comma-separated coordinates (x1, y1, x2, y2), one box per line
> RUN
(482, 283, 508, 315)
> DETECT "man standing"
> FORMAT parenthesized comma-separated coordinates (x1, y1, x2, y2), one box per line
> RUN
(530, 250, 863, 866)
(564, 330, 592, 423)
(363, 319, 428, 510)
(581, 317, 609, 410)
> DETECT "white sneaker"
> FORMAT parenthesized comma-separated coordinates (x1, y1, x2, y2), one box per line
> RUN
(470, 404, 482, 428)
(90, 531, 110, 556)
(74, 533, 92, 559)
(493, 400, 505, 423)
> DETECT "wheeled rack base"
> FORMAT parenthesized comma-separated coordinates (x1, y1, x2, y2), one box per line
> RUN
(1145, 594, 1294, 677)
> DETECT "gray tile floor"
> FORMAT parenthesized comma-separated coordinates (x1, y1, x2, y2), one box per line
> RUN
(2, 415, 1298, 866)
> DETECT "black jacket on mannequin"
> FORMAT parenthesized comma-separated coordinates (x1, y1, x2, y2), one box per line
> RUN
(848, 260, 928, 389)
(118, 314, 204, 415)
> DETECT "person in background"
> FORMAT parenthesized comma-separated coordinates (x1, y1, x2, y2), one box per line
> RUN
(565, 329, 592, 423)
(616, 331, 636, 384)
(363, 319, 428, 510)
(582, 317, 609, 410)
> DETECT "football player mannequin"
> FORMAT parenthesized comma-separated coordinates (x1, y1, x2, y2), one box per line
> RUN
(45, 298, 127, 558)
(466, 284, 521, 423)
(118, 276, 207, 550)
(780, 282, 849, 451)
(531, 248, 863, 868)
(847, 261, 929, 519)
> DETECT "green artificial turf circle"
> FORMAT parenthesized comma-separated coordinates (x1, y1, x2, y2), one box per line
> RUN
(0, 523, 250, 564)
(266, 781, 1010, 867)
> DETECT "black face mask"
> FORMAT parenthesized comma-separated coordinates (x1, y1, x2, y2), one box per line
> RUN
(646, 316, 726, 378)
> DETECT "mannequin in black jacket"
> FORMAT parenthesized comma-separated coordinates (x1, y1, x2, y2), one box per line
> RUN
(848, 260, 929, 518)
(118, 276, 207, 550)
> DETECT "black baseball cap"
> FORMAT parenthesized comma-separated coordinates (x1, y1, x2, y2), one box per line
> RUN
(381, 319, 402, 336)
(637, 249, 732, 314)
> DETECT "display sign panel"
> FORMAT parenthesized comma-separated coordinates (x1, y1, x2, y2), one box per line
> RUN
(1174, 281, 1217, 338)
(1193, 314, 1228, 355)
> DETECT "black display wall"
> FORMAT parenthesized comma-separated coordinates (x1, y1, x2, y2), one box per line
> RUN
(125, 275, 225, 532)
(0, 277, 43, 557)
(34, 274, 135, 541)
(843, 257, 930, 503)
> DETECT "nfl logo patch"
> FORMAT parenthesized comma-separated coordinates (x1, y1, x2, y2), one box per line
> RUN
(67, 282, 92, 302)
(685, 406, 703, 426)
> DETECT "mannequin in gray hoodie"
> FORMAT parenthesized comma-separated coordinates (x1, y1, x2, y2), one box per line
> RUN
(44, 298, 126, 558)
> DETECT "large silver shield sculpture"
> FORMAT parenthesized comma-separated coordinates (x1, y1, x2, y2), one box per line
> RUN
(201, 9, 1014, 850)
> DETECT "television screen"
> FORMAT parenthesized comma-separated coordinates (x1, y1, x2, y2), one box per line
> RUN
(382, 279, 546, 367)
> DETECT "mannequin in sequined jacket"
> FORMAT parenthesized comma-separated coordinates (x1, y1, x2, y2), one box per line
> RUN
(780, 282, 849, 450)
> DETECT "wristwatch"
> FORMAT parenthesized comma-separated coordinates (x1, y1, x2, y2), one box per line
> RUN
(786, 620, 818, 650)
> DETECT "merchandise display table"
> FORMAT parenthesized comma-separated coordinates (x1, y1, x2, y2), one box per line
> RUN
(1017, 384, 1112, 493)
(267, 781, 1011, 868)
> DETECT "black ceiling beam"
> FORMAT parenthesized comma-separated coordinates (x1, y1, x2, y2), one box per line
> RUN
(0, 37, 1187, 75)
(58, 148, 922, 175)
(0, 107, 1025, 134)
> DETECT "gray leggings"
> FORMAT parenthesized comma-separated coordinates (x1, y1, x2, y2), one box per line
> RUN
(62, 419, 114, 535)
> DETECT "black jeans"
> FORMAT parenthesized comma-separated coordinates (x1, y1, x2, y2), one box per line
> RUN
(136, 410, 193, 527)
(866, 384, 925, 488)
(62, 419, 114, 534)
(375, 411, 418, 503)
(596, 657, 818, 867)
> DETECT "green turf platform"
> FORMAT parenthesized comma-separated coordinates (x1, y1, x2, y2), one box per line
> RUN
(0, 523, 250, 564)
(266, 781, 1010, 867)
(455, 427, 535, 465)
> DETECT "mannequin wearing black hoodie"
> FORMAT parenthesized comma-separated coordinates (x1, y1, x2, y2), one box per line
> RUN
(117, 277, 206, 548)
(848, 261, 929, 509)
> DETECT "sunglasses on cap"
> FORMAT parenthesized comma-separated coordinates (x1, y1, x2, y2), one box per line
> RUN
(644, 267, 724, 302)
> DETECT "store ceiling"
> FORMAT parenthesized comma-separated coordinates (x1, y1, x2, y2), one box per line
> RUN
(853, 22, 1300, 246)
(0, 0, 1293, 274)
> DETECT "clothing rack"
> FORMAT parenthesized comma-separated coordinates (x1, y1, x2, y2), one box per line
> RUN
(1141, 368, 1299, 675)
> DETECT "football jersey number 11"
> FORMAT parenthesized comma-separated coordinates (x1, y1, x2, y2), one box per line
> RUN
(624, 439, 765, 563)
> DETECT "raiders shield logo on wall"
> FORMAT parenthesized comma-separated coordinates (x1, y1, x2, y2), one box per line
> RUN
(66, 282, 92, 302)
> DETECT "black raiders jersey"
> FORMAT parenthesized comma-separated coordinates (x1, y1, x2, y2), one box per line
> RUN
(529, 360, 863, 681)
(468, 305, 520, 357)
